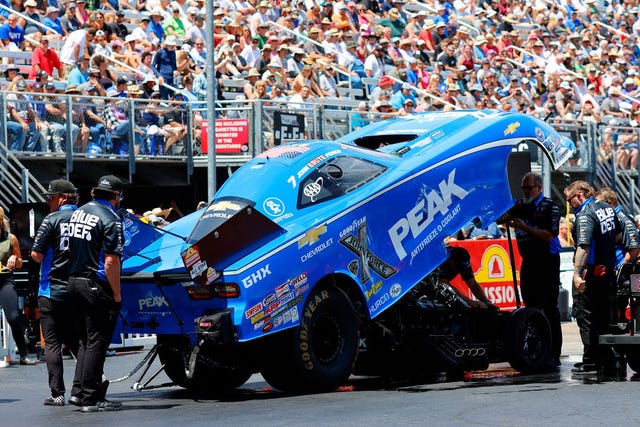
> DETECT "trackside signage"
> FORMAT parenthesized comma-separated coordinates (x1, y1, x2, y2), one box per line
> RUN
(201, 119, 249, 154)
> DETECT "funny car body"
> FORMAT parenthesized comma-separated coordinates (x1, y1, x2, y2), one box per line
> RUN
(119, 111, 575, 393)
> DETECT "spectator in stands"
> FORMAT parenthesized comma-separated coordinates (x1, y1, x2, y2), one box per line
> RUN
(248, 78, 269, 101)
(29, 36, 63, 80)
(319, 66, 341, 98)
(164, 5, 187, 41)
(291, 65, 323, 99)
(390, 82, 417, 111)
(151, 35, 178, 99)
(42, 6, 64, 38)
(60, 2, 81, 34)
(43, 81, 78, 153)
(59, 26, 94, 78)
(377, 8, 404, 38)
(601, 86, 628, 125)
(577, 99, 601, 124)
(22, 0, 43, 40)
(0, 13, 26, 50)
(7, 79, 39, 152)
(66, 55, 90, 86)
(615, 123, 639, 170)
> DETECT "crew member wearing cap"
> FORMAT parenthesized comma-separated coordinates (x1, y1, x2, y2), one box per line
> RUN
(68, 175, 125, 413)
(31, 179, 80, 406)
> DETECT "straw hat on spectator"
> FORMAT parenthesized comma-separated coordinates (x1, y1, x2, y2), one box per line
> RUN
(247, 68, 261, 78)
(447, 83, 459, 91)
(389, 8, 400, 18)
(399, 38, 412, 46)
(164, 36, 177, 46)
(24, 0, 37, 6)
(424, 19, 435, 30)
(65, 84, 81, 94)
(503, 13, 518, 24)
(475, 36, 487, 46)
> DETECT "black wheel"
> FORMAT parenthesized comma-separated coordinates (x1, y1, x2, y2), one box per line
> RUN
(157, 335, 251, 393)
(261, 286, 359, 393)
(505, 307, 551, 373)
(626, 346, 640, 373)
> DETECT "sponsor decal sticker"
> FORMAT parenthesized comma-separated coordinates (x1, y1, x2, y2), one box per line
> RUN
(138, 291, 169, 311)
(263, 197, 285, 217)
(389, 283, 402, 299)
(340, 222, 397, 282)
(241, 264, 272, 288)
(245, 301, 263, 319)
(298, 225, 328, 249)
(504, 121, 520, 136)
(182, 246, 200, 268)
(388, 169, 468, 261)
(303, 177, 323, 203)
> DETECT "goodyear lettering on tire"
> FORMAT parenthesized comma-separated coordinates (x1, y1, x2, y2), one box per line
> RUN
(299, 289, 330, 370)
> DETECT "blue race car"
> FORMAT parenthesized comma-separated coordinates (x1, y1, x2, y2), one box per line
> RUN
(120, 111, 575, 392)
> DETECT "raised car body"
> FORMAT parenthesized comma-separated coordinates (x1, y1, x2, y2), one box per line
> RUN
(120, 111, 574, 391)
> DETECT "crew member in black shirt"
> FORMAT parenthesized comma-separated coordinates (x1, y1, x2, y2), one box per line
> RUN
(31, 179, 79, 407)
(68, 175, 124, 413)
(506, 172, 562, 369)
(437, 244, 497, 310)
(565, 180, 622, 375)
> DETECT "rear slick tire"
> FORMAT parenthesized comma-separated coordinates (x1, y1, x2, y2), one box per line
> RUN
(261, 286, 359, 393)
(505, 307, 552, 373)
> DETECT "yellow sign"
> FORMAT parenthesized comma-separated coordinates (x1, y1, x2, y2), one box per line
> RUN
(474, 244, 519, 283)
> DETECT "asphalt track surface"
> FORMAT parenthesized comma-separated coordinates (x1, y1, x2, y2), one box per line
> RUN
(2, 322, 639, 426)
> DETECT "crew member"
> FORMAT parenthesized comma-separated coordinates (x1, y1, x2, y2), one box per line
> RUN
(68, 175, 124, 413)
(31, 179, 79, 406)
(596, 187, 640, 327)
(507, 172, 562, 369)
(437, 244, 498, 310)
(566, 181, 622, 375)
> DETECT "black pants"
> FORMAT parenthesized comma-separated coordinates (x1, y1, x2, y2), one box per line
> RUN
(0, 276, 29, 358)
(519, 254, 562, 360)
(38, 296, 79, 397)
(69, 275, 120, 406)
(573, 267, 617, 367)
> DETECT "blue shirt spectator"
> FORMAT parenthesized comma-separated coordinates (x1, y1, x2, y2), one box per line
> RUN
(42, 8, 64, 36)
(0, 18, 25, 48)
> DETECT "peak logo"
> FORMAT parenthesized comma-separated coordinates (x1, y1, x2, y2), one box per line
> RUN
(388, 169, 469, 260)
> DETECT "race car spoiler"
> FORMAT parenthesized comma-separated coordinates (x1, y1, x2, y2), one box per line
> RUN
(181, 198, 286, 286)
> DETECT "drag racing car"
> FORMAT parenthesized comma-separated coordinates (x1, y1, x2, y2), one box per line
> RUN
(119, 111, 576, 393)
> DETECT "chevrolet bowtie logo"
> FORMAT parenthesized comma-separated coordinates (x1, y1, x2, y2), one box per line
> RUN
(208, 201, 242, 212)
(504, 121, 520, 136)
(298, 224, 328, 248)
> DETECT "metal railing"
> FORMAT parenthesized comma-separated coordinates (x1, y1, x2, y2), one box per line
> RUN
(0, 87, 638, 213)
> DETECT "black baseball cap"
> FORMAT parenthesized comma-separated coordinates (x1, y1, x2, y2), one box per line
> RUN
(43, 179, 77, 195)
(94, 175, 124, 193)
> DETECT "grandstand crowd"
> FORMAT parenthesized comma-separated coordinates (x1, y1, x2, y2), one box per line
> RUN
(1, 0, 640, 166)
